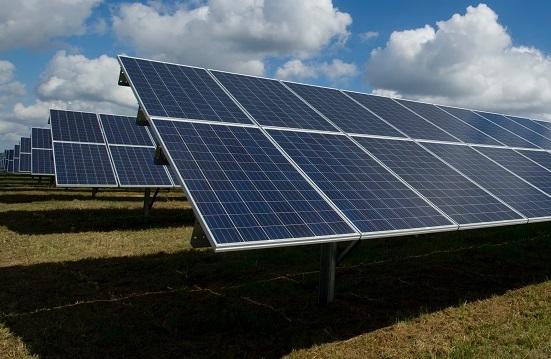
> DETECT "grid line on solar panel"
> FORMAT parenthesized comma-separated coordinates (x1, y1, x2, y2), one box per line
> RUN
(421, 142, 551, 219)
(50, 109, 105, 143)
(353, 137, 523, 226)
(505, 115, 551, 142)
(473, 146, 551, 195)
(282, 81, 406, 137)
(438, 106, 538, 149)
(396, 99, 502, 146)
(31, 128, 52, 149)
(53, 142, 118, 186)
(109, 145, 173, 187)
(152, 119, 358, 247)
(267, 129, 456, 234)
(118, 56, 252, 124)
(99, 114, 154, 146)
(342, 91, 459, 142)
(32, 149, 55, 175)
(474, 111, 551, 150)
(210, 70, 339, 131)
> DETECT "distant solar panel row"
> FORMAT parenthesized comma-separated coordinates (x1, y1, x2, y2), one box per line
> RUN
(31, 128, 54, 176)
(118, 55, 551, 251)
(49, 109, 176, 188)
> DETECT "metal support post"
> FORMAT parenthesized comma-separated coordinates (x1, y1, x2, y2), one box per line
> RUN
(319, 242, 338, 305)
(143, 188, 151, 224)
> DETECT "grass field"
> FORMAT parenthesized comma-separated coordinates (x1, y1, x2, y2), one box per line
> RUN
(1, 173, 551, 358)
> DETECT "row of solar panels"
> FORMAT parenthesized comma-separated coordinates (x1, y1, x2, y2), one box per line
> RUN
(118, 55, 551, 251)
(2, 110, 178, 188)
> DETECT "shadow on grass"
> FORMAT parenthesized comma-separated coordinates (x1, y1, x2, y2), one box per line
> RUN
(2, 224, 551, 359)
(2, 207, 195, 234)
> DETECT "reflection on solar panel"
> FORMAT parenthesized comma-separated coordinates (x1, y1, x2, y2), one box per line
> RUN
(422, 142, 551, 220)
(31, 128, 54, 176)
(98, 114, 174, 187)
(354, 137, 523, 226)
(439, 106, 537, 148)
(211, 71, 337, 131)
(268, 130, 455, 235)
(283, 82, 405, 137)
(396, 99, 502, 146)
(118, 54, 551, 254)
(474, 111, 551, 149)
(344, 91, 459, 142)
(154, 120, 358, 248)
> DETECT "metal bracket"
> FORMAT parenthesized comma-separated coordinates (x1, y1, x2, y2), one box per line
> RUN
(136, 107, 149, 126)
(190, 219, 211, 248)
(154, 145, 169, 165)
(118, 69, 129, 86)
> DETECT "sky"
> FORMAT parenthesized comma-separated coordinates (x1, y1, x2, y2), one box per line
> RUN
(1, 0, 551, 151)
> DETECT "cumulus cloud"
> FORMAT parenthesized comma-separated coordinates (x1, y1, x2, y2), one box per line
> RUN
(275, 59, 358, 83)
(112, 0, 352, 75)
(0, 0, 101, 50)
(365, 4, 551, 118)
(0, 60, 26, 107)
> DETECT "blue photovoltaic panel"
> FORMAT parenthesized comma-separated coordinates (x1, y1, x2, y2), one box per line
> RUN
(153, 119, 358, 247)
(343, 91, 459, 142)
(19, 153, 31, 173)
(396, 99, 502, 146)
(268, 129, 455, 234)
(118, 56, 251, 124)
(13, 158, 20, 174)
(100, 114, 154, 146)
(506, 115, 551, 141)
(32, 128, 52, 149)
(14, 144, 20, 157)
(211, 71, 338, 132)
(20, 137, 31, 153)
(283, 82, 405, 137)
(533, 119, 551, 131)
(50, 109, 104, 143)
(475, 111, 551, 149)
(439, 106, 537, 149)
(474, 146, 551, 194)
(109, 145, 173, 187)
(422, 142, 551, 219)
(32, 149, 55, 176)
(354, 137, 523, 226)
(53, 142, 117, 186)
(516, 149, 551, 173)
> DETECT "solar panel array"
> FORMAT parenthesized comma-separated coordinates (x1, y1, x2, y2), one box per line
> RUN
(118, 55, 551, 251)
(31, 127, 55, 176)
(18, 137, 32, 173)
(49, 109, 176, 188)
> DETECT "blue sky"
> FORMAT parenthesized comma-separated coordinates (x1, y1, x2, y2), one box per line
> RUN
(1, 0, 551, 151)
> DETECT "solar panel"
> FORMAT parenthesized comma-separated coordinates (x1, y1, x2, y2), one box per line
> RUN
(13, 144, 20, 174)
(438, 106, 537, 149)
(505, 115, 551, 142)
(100, 114, 155, 146)
(210, 70, 338, 131)
(153, 119, 359, 248)
(118, 56, 251, 124)
(474, 111, 551, 149)
(283, 82, 405, 137)
(267, 129, 456, 235)
(53, 142, 118, 186)
(31, 128, 52, 149)
(32, 149, 55, 176)
(516, 149, 551, 172)
(20, 137, 31, 153)
(396, 99, 502, 146)
(343, 91, 459, 142)
(6, 149, 14, 173)
(19, 153, 31, 173)
(50, 109, 104, 143)
(422, 142, 551, 220)
(354, 137, 524, 226)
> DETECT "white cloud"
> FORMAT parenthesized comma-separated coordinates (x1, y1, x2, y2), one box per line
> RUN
(365, 4, 551, 118)
(112, 0, 352, 76)
(275, 59, 358, 83)
(0, 60, 26, 107)
(0, 0, 101, 50)
(359, 31, 379, 42)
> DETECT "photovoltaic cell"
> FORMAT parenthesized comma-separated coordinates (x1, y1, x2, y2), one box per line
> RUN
(19, 153, 31, 173)
(153, 119, 358, 247)
(439, 106, 538, 149)
(20, 137, 31, 153)
(53, 142, 118, 186)
(268, 129, 455, 234)
(396, 99, 502, 146)
(354, 137, 522, 225)
(32, 128, 52, 149)
(422, 142, 551, 219)
(109, 145, 173, 187)
(99, 114, 154, 146)
(32, 149, 55, 176)
(474, 146, 551, 195)
(516, 149, 551, 173)
(475, 111, 551, 149)
(343, 91, 459, 142)
(118, 56, 251, 124)
(283, 82, 405, 137)
(211, 71, 338, 131)
(50, 109, 104, 143)
(505, 116, 551, 142)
